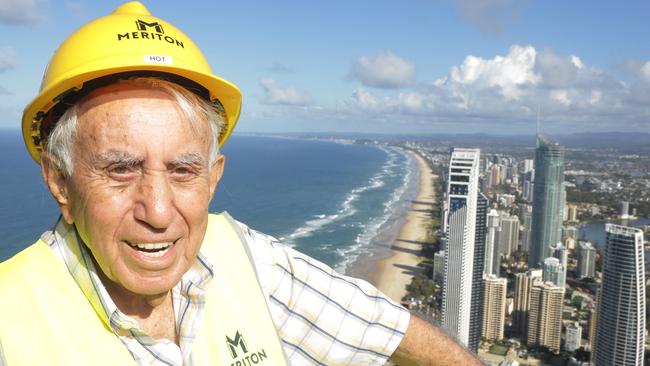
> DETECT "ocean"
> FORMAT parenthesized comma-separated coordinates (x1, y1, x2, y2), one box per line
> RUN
(0, 131, 418, 273)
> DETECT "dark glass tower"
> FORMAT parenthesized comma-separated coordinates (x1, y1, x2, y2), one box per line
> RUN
(528, 135, 564, 268)
(594, 224, 645, 366)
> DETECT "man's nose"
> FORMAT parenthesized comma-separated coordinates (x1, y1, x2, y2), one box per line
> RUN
(133, 172, 175, 229)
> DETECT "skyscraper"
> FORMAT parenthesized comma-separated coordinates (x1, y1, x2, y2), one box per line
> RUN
(513, 269, 542, 337)
(542, 257, 566, 288)
(578, 241, 596, 279)
(442, 148, 481, 350)
(529, 135, 565, 268)
(519, 204, 533, 253)
(498, 213, 520, 257)
(527, 282, 564, 353)
(565, 322, 582, 352)
(468, 192, 488, 352)
(550, 242, 567, 267)
(482, 275, 506, 341)
(484, 209, 500, 276)
(593, 224, 645, 366)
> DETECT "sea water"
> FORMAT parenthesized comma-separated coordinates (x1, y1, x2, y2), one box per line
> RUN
(0, 131, 417, 273)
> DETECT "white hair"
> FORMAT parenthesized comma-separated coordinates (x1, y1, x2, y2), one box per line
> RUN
(45, 77, 224, 176)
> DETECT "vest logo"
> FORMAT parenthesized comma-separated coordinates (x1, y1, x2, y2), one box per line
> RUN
(116, 19, 184, 48)
(226, 331, 269, 366)
(226, 331, 248, 358)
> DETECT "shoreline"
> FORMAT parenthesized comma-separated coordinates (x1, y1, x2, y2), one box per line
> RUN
(346, 149, 437, 303)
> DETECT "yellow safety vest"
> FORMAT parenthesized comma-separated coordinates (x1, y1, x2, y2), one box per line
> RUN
(0, 213, 289, 366)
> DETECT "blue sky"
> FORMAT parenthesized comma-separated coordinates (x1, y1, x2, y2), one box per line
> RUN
(1, 0, 650, 135)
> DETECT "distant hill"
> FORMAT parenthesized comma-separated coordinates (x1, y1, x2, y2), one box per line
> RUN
(261, 131, 649, 153)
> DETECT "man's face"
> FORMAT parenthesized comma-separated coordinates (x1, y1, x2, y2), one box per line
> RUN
(54, 84, 223, 297)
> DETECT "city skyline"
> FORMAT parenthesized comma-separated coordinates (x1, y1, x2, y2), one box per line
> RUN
(1, 1, 650, 134)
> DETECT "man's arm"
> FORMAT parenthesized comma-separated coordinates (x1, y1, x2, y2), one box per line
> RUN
(389, 315, 484, 366)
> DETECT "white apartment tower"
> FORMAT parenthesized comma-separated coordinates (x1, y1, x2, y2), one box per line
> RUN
(578, 241, 596, 279)
(527, 281, 564, 353)
(482, 275, 507, 341)
(498, 213, 520, 257)
(442, 148, 480, 348)
(484, 209, 500, 276)
(594, 224, 645, 366)
(565, 322, 582, 352)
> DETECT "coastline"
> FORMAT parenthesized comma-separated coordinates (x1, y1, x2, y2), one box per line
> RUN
(346, 150, 437, 303)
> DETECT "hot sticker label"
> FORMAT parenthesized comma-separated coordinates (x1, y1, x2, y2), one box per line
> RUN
(144, 55, 173, 65)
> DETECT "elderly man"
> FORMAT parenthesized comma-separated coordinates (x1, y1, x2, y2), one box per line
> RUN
(0, 2, 482, 366)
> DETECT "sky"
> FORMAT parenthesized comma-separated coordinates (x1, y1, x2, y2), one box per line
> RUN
(1, 0, 650, 135)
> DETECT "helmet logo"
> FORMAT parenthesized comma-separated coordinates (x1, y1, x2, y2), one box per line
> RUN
(116, 19, 184, 49)
(135, 19, 164, 34)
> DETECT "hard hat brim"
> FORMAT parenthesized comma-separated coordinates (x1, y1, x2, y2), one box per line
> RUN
(23, 60, 241, 164)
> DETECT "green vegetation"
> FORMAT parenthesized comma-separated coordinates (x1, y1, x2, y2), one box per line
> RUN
(488, 344, 509, 356)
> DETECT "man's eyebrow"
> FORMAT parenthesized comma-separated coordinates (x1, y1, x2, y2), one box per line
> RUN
(93, 150, 143, 166)
(168, 152, 208, 167)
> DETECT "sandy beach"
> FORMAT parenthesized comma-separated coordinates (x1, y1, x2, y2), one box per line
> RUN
(347, 150, 438, 303)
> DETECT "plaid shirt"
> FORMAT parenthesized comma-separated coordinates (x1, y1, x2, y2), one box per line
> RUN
(42, 215, 409, 365)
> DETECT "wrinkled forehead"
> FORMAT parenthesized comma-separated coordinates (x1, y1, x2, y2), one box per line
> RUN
(75, 83, 210, 140)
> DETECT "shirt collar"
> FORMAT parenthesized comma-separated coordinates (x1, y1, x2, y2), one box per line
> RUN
(42, 216, 214, 333)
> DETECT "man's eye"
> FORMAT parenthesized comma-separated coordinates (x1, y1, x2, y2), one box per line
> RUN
(107, 165, 136, 180)
(171, 166, 197, 180)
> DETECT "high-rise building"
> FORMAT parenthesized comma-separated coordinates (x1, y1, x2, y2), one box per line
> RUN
(588, 308, 597, 350)
(542, 257, 566, 288)
(529, 135, 565, 268)
(550, 242, 568, 267)
(527, 282, 564, 353)
(468, 192, 488, 352)
(513, 269, 543, 337)
(578, 241, 596, 279)
(519, 204, 533, 252)
(498, 213, 520, 258)
(593, 224, 645, 366)
(484, 209, 501, 276)
(523, 159, 534, 174)
(565, 322, 582, 352)
(490, 164, 501, 186)
(619, 201, 636, 219)
(482, 275, 507, 341)
(442, 148, 481, 350)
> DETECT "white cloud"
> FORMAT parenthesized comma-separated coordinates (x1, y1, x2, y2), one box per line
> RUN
(339, 44, 650, 131)
(445, 44, 539, 100)
(0, 0, 46, 24)
(259, 79, 312, 106)
(350, 51, 415, 89)
(0, 47, 16, 72)
(454, 0, 528, 33)
(641, 62, 650, 80)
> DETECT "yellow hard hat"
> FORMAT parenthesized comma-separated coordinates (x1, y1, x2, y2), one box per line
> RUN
(22, 1, 241, 163)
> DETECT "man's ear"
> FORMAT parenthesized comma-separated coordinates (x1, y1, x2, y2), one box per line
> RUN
(209, 154, 225, 199)
(40, 154, 74, 224)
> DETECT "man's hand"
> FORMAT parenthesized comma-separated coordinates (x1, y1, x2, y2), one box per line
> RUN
(389, 315, 484, 366)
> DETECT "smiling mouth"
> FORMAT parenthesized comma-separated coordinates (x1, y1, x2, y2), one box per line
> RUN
(127, 241, 176, 258)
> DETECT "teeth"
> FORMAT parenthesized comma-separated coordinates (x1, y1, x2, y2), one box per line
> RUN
(130, 242, 172, 250)
(141, 247, 170, 258)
